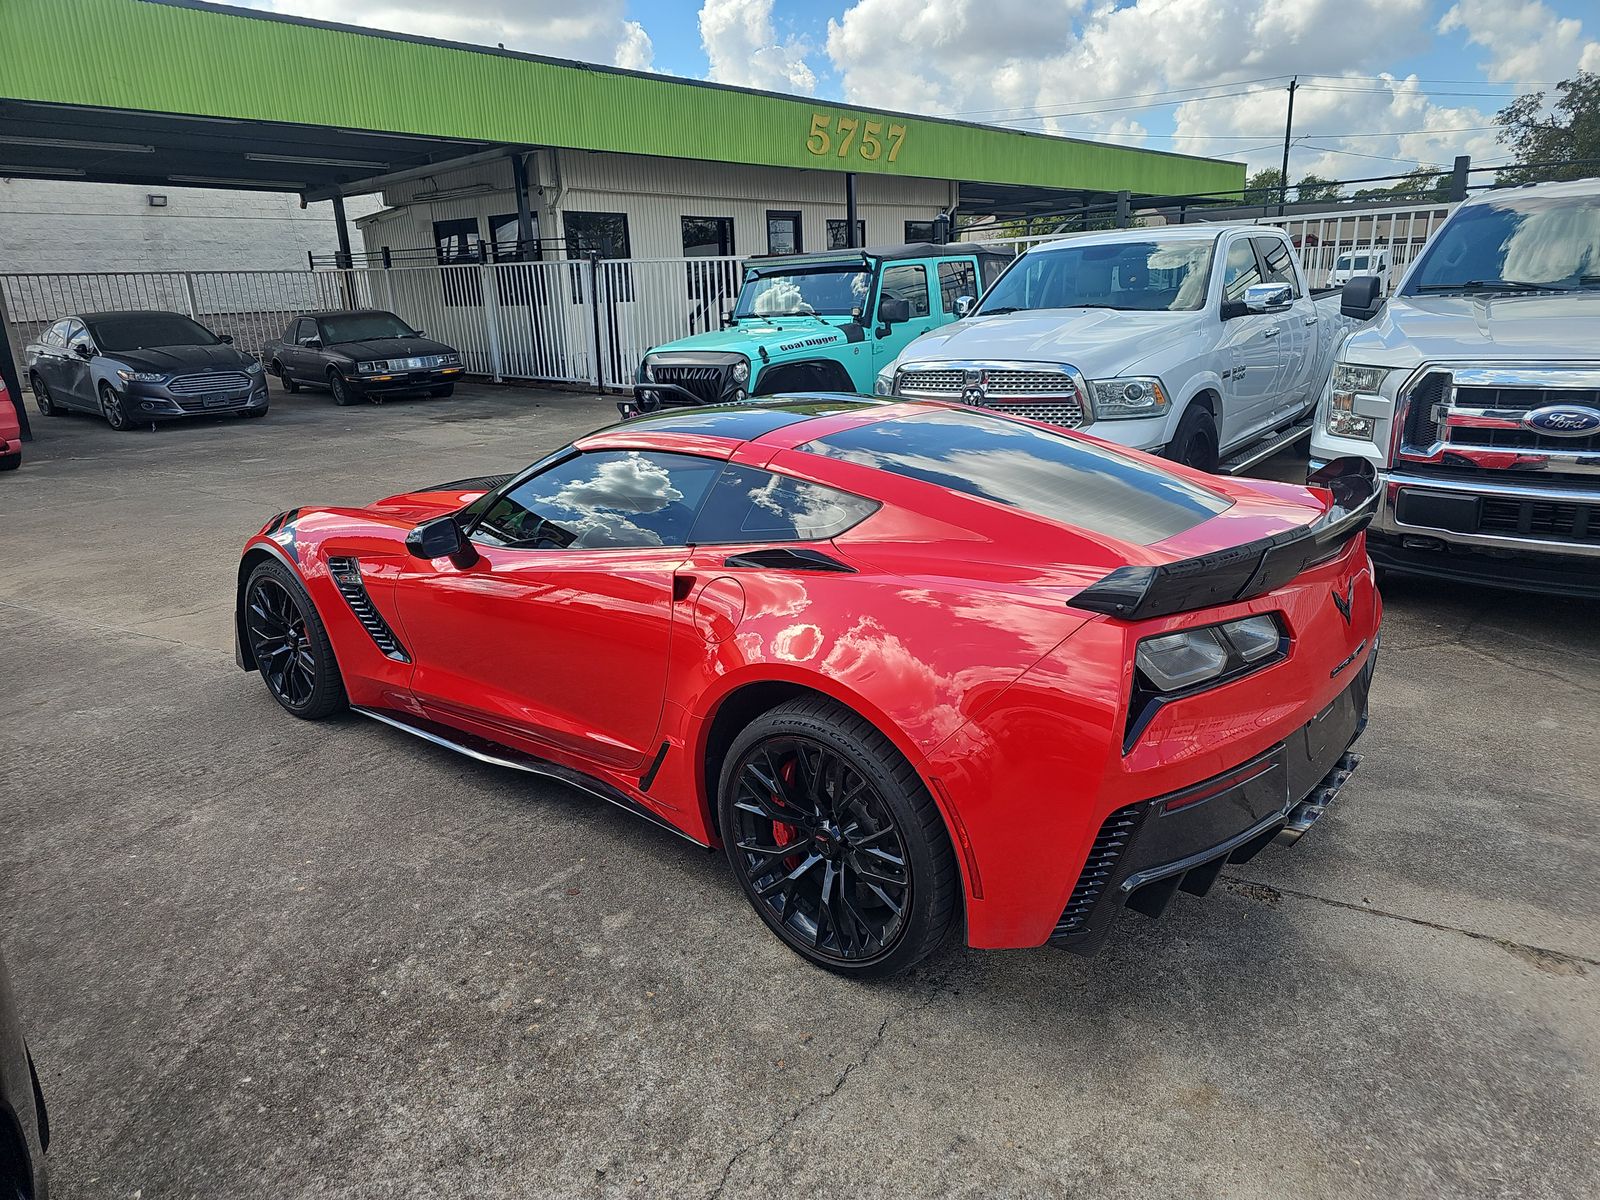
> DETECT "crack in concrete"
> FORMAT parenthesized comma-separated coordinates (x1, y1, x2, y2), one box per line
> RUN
(703, 963, 956, 1199)
(1221, 875, 1597, 972)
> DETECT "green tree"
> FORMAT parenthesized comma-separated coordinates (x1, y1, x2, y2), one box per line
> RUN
(1494, 70, 1600, 184)
(1350, 168, 1449, 201)
(1243, 168, 1284, 205)
(1294, 174, 1343, 202)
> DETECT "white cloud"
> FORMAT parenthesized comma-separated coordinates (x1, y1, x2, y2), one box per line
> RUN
(245, 0, 654, 71)
(1438, 0, 1599, 88)
(698, 0, 818, 95)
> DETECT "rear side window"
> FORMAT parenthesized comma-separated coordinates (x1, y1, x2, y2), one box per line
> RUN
(44, 319, 72, 348)
(937, 260, 977, 311)
(803, 408, 1230, 545)
(690, 465, 878, 543)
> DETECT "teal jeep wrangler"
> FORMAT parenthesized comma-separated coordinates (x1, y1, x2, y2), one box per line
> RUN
(626, 242, 1011, 414)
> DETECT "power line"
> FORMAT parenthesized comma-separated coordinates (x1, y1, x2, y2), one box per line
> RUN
(980, 87, 1273, 124)
(1293, 140, 1451, 169)
(947, 75, 1291, 118)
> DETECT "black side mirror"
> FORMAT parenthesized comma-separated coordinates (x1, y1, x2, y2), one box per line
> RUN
(412, 330, 425, 338)
(73, 342, 93, 360)
(1341, 276, 1384, 320)
(878, 297, 911, 326)
(406, 515, 479, 567)
(720, 309, 736, 328)
(305, 337, 323, 350)
(219, 333, 234, 345)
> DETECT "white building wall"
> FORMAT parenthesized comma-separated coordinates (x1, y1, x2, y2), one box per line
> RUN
(0, 179, 380, 273)
(355, 150, 954, 261)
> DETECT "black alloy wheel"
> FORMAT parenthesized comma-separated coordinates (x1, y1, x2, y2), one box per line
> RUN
(330, 372, 357, 406)
(719, 697, 959, 977)
(99, 383, 132, 432)
(32, 375, 61, 416)
(244, 560, 346, 719)
(1167, 406, 1219, 473)
(274, 361, 299, 393)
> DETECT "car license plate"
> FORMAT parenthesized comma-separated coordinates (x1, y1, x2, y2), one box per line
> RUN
(203, 394, 230, 408)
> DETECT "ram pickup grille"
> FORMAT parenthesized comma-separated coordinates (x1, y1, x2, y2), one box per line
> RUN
(651, 364, 726, 406)
(169, 371, 253, 396)
(326, 556, 410, 662)
(896, 366, 1087, 428)
(1051, 804, 1142, 939)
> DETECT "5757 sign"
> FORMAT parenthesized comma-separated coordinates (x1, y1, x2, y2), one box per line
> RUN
(806, 112, 908, 163)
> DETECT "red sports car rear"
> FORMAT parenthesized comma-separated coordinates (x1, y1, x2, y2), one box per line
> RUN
(235, 397, 1381, 975)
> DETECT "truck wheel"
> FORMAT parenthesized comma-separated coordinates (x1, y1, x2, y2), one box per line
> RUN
(1166, 407, 1219, 472)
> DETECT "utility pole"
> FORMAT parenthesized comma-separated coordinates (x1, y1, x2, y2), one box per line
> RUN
(1278, 76, 1298, 216)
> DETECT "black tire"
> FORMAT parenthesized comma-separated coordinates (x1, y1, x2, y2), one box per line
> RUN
(0, 451, 19, 472)
(717, 696, 959, 978)
(1166, 405, 1219, 472)
(274, 361, 299, 393)
(240, 404, 270, 419)
(243, 559, 347, 720)
(330, 372, 357, 406)
(428, 384, 455, 398)
(99, 383, 134, 432)
(31, 375, 63, 416)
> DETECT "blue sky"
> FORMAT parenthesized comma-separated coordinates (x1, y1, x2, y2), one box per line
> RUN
(252, 0, 1600, 182)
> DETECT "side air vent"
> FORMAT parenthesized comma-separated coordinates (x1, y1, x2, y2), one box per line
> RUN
(1051, 804, 1143, 939)
(326, 556, 410, 662)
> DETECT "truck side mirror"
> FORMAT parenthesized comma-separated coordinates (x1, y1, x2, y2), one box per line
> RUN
(954, 295, 978, 318)
(878, 297, 910, 327)
(406, 515, 479, 568)
(1244, 282, 1292, 313)
(1341, 276, 1384, 320)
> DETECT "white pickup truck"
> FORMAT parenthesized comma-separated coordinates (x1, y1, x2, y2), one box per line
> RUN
(1311, 177, 1600, 598)
(878, 224, 1351, 473)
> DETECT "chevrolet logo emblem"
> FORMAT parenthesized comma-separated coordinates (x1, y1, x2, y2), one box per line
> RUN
(1331, 581, 1354, 624)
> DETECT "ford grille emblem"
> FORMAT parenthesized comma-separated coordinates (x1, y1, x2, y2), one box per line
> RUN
(1522, 405, 1600, 437)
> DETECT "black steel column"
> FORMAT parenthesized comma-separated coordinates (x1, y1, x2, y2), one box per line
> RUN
(512, 153, 536, 256)
(331, 193, 353, 269)
(845, 172, 859, 247)
(1449, 155, 1471, 202)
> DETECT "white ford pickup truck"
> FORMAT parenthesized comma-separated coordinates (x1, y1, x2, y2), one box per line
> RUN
(878, 224, 1351, 472)
(1311, 177, 1600, 598)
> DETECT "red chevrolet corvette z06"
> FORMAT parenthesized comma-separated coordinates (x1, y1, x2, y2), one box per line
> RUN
(235, 398, 1381, 976)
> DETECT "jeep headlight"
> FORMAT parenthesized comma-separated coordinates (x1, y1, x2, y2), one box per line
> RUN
(875, 368, 895, 397)
(1088, 376, 1169, 420)
(116, 369, 168, 384)
(1325, 363, 1395, 442)
(731, 360, 750, 384)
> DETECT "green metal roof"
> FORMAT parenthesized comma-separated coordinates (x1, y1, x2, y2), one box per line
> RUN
(0, 0, 1243, 198)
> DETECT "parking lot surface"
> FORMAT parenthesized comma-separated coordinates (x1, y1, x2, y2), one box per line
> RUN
(2, 382, 1597, 1199)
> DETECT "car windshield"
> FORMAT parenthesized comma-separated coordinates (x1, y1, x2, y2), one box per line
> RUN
(977, 237, 1215, 314)
(1404, 192, 1600, 294)
(735, 267, 873, 318)
(318, 312, 417, 343)
(89, 313, 220, 351)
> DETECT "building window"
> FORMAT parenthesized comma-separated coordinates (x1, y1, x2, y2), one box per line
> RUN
(826, 219, 866, 250)
(682, 216, 735, 257)
(488, 212, 539, 262)
(433, 218, 483, 305)
(433, 218, 483, 265)
(905, 220, 937, 242)
(936, 260, 977, 312)
(766, 211, 802, 255)
(563, 211, 632, 259)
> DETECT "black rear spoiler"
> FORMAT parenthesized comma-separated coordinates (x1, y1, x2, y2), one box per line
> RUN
(1068, 458, 1380, 620)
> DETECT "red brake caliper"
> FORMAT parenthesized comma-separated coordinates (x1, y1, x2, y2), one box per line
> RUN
(772, 758, 801, 870)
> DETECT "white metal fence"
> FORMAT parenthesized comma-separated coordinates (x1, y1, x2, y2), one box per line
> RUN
(1, 254, 749, 393)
